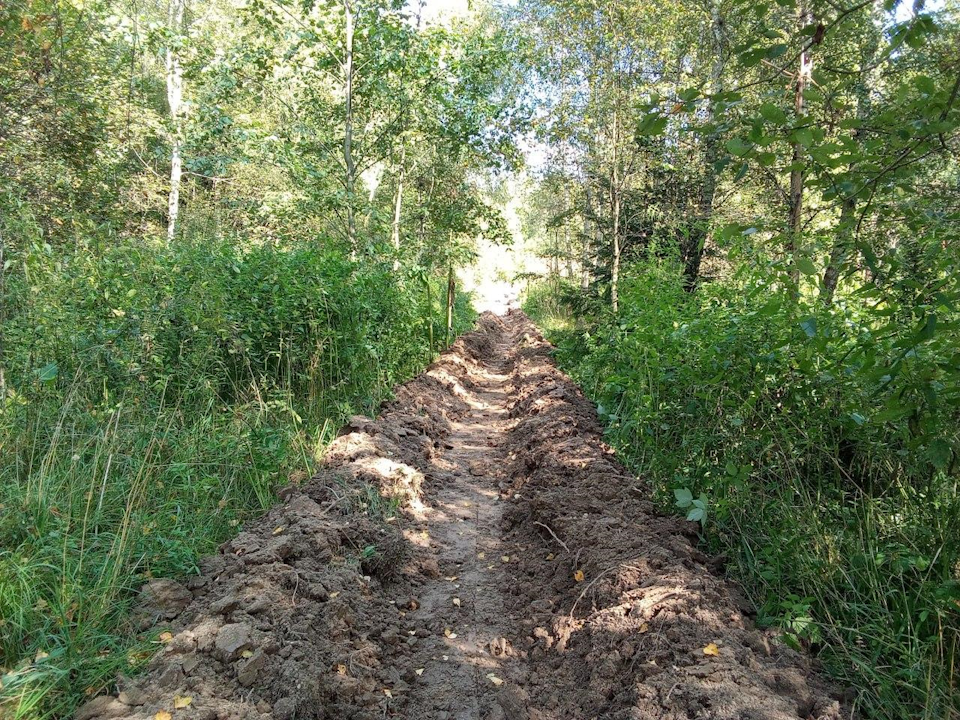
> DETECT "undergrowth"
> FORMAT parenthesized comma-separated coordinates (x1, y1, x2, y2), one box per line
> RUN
(525, 262, 960, 720)
(0, 236, 474, 719)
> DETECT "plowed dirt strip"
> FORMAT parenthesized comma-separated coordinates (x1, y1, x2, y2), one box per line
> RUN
(80, 312, 843, 720)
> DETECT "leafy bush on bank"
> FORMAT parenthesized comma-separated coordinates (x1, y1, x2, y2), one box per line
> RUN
(526, 262, 959, 720)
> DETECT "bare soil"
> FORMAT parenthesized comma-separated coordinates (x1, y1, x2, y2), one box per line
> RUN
(80, 311, 844, 720)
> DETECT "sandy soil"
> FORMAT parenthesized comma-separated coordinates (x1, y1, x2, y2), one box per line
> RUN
(79, 311, 844, 720)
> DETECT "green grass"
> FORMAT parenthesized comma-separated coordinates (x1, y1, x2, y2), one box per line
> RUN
(525, 266, 960, 720)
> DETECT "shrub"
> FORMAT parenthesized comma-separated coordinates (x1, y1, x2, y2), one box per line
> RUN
(527, 260, 960, 719)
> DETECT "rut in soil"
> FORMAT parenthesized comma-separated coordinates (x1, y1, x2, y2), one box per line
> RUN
(80, 311, 844, 720)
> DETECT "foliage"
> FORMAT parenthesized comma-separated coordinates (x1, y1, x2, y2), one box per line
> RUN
(526, 260, 960, 719)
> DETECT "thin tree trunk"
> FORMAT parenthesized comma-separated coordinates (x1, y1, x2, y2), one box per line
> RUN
(391, 146, 405, 270)
(610, 109, 621, 314)
(683, 1, 724, 290)
(446, 264, 455, 346)
(788, 2, 813, 293)
(822, 196, 854, 301)
(822, 11, 879, 304)
(581, 183, 592, 291)
(425, 275, 434, 352)
(165, 0, 185, 243)
(343, 0, 356, 251)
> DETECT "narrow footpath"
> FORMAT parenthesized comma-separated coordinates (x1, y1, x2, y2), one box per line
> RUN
(81, 312, 844, 720)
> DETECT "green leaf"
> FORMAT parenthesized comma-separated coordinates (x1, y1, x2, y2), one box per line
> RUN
(796, 257, 817, 275)
(792, 127, 814, 147)
(674, 488, 693, 508)
(927, 439, 951, 469)
(37, 362, 59, 383)
(800, 317, 817, 338)
(726, 137, 752, 156)
(759, 103, 787, 124)
(637, 114, 668, 136)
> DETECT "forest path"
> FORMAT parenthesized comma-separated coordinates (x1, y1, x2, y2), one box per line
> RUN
(396, 323, 518, 719)
(82, 311, 843, 720)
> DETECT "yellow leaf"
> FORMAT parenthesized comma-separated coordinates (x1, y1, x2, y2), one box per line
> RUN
(383, 688, 393, 698)
(158, 632, 173, 643)
(501, 555, 510, 563)
(329, 591, 340, 599)
(443, 628, 457, 639)
(173, 695, 192, 709)
(638, 623, 650, 634)
(452, 598, 461, 607)
(477, 552, 486, 560)
(573, 570, 585, 582)
(336, 664, 348, 675)
(546, 553, 555, 561)
(240, 650, 253, 659)
(486, 673, 504, 686)
(272, 526, 284, 535)
(155, 713, 172, 720)
(703, 643, 720, 656)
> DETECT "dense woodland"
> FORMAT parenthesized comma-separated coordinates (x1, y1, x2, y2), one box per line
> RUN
(1, 0, 958, 716)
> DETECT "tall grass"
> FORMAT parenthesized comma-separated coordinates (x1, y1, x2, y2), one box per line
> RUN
(526, 263, 960, 720)
(0, 236, 475, 718)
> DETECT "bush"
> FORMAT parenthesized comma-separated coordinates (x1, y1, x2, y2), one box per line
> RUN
(0, 235, 474, 718)
(526, 260, 960, 720)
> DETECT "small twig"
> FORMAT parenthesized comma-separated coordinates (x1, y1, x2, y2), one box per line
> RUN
(569, 565, 618, 617)
(533, 521, 571, 554)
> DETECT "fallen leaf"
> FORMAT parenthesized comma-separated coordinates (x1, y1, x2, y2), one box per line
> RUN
(383, 689, 393, 698)
(638, 623, 650, 634)
(444, 576, 459, 581)
(415, 668, 424, 676)
(336, 664, 348, 675)
(34, 651, 49, 662)
(173, 695, 192, 709)
(477, 552, 486, 560)
(486, 673, 504, 686)
(158, 632, 173, 644)
(574, 570, 585, 582)
(272, 526, 284, 535)
(703, 643, 720, 656)
(452, 598, 461, 607)
(443, 628, 457, 639)
(442, 654, 449, 661)
(241, 650, 254, 659)
(155, 713, 172, 720)
(546, 553, 555, 561)
(329, 591, 340, 599)
(501, 555, 510, 563)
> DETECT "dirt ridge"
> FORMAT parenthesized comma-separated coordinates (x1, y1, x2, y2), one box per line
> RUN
(79, 311, 843, 720)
